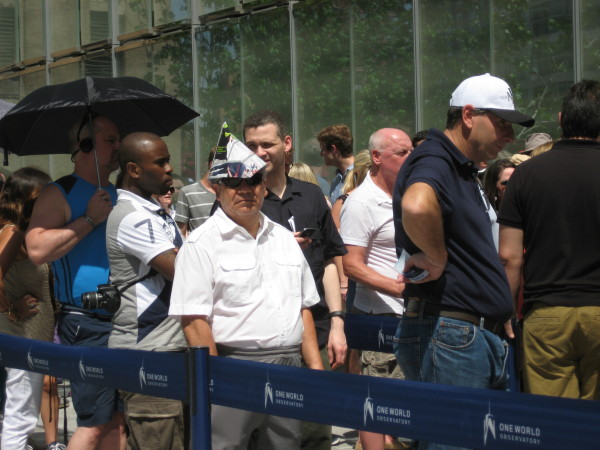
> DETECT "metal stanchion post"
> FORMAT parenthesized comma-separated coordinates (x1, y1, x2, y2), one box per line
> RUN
(188, 346, 211, 449)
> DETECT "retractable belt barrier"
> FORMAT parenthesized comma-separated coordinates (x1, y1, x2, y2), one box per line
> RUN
(2, 315, 600, 449)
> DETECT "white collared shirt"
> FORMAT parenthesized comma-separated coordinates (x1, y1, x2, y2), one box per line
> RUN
(340, 172, 404, 314)
(169, 208, 320, 348)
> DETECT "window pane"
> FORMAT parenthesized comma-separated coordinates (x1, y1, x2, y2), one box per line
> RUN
(294, 1, 351, 161)
(116, 32, 194, 181)
(196, 6, 290, 178)
(199, 0, 239, 17)
(352, 0, 415, 144)
(581, 0, 600, 80)
(81, 0, 110, 46)
(50, 0, 79, 54)
(493, 0, 573, 148)
(0, 0, 17, 66)
(239, 9, 291, 121)
(196, 20, 242, 174)
(20, 0, 45, 62)
(419, 0, 490, 130)
(84, 51, 113, 77)
(118, 0, 149, 36)
(153, 0, 190, 26)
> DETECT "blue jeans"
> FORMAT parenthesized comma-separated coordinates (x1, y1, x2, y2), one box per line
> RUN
(393, 315, 509, 450)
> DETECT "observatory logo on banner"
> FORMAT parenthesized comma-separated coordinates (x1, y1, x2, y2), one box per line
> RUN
(377, 322, 395, 350)
(27, 347, 49, 372)
(139, 359, 169, 390)
(263, 372, 304, 410)
(78, 354, 104, 380)
(482, 402, 542, 447)
(363, 384, 411, 428)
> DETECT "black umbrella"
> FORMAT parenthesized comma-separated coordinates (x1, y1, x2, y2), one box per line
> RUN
(0, 76, 198, 165)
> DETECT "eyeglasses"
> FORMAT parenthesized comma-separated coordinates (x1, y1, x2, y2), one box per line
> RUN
(220, 172, 264, 188)
(166, 186, 175, 194)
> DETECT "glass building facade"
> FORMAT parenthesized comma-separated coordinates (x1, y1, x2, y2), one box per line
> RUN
(0, 0, 599, 181)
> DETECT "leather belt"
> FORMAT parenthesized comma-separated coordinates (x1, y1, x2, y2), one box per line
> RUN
(404, 297, 505, 337)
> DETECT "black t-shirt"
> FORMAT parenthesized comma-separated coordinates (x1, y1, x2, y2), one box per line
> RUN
(498, 139, 600, 308)
(261, 176, 347, 346)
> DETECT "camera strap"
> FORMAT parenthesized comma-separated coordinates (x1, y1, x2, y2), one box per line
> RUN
(115, 268, 159, 295)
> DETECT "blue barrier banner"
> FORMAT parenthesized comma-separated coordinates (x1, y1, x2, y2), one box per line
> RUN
(345, 313, 399, 353)
(210, 355, 600, 449)
(0, 334, 187, 402)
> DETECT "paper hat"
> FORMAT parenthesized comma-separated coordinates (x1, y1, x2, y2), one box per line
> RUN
(450, 73, 535, 127)
(208, 122, 266, 181)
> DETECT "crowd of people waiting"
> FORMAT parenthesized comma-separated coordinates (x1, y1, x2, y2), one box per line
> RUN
(1, 74, 599, 450)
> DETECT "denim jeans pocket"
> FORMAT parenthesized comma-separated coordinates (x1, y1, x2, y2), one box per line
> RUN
(393, 320, 423, 381)
(433, 319, 476, 349)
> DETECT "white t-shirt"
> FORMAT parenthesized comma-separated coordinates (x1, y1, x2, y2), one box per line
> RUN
(169, 208, 320, 348)
(340, 172, 404, 314)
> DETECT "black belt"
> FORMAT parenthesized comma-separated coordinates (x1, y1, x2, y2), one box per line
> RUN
(404, 297, 505, 337)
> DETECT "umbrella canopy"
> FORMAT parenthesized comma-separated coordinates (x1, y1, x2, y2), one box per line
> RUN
(0, 76, 198, 157)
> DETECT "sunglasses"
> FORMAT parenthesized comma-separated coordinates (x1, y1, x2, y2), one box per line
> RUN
(165, 186, 175, 194)
(220, 172, 264, 188)
(500, 180, 508, 186)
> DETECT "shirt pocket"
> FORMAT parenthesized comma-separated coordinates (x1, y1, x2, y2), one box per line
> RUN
(217, 256, 257, 305)
(273, 255, 301, 301)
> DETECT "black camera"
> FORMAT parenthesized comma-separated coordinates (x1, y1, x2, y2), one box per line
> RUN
(81, 284, 121, 314)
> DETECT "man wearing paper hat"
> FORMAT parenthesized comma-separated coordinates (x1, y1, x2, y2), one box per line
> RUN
(392, 73, 534, 448)
(169, 123, 323, 450)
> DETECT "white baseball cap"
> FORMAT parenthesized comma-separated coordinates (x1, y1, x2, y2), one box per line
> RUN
(450, 73, 535, 127)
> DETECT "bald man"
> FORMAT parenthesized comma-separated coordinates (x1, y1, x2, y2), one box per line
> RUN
(106, 132, 187, 449)
(341, 128, 412, 450)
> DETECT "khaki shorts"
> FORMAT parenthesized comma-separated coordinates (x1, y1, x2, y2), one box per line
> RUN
(351, 306, 404, 380)
(120, 391, 187, 450)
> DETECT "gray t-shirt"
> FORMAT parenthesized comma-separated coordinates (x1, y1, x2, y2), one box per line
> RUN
(174, 181, 216, 231)
(107, 190, 186, 352)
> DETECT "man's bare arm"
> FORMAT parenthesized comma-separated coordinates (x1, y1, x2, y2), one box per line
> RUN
(181, 315, 218, 356)
(322, 259, 347, 368)
(301, 308, 324, 370)
(499, 225, 524, 339)
(343, 245, 404, 298)
(26, 185, 113, 265)
(400, 182, 447, 282)
(176, 221, 189, 239)
(148, 249, 178, 281)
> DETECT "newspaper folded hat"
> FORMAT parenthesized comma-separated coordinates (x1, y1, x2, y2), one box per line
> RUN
(208, 122, 266, 181)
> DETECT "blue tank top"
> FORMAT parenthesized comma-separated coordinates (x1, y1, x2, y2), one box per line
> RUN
(51, 174, 117, 313)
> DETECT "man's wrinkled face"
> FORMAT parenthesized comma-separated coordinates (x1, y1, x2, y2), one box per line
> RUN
(470, 110, 515, 161)
(244, 124, 290, 177)
(214, 172, 266, 224)
(90, 117, 121, 171)
(376, 132, 413, 188)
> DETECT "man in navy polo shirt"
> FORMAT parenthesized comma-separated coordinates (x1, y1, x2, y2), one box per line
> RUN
(392, 74, 534, 448)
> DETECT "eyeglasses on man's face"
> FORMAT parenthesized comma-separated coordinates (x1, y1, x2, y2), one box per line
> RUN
(219, 172, 264, 188)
